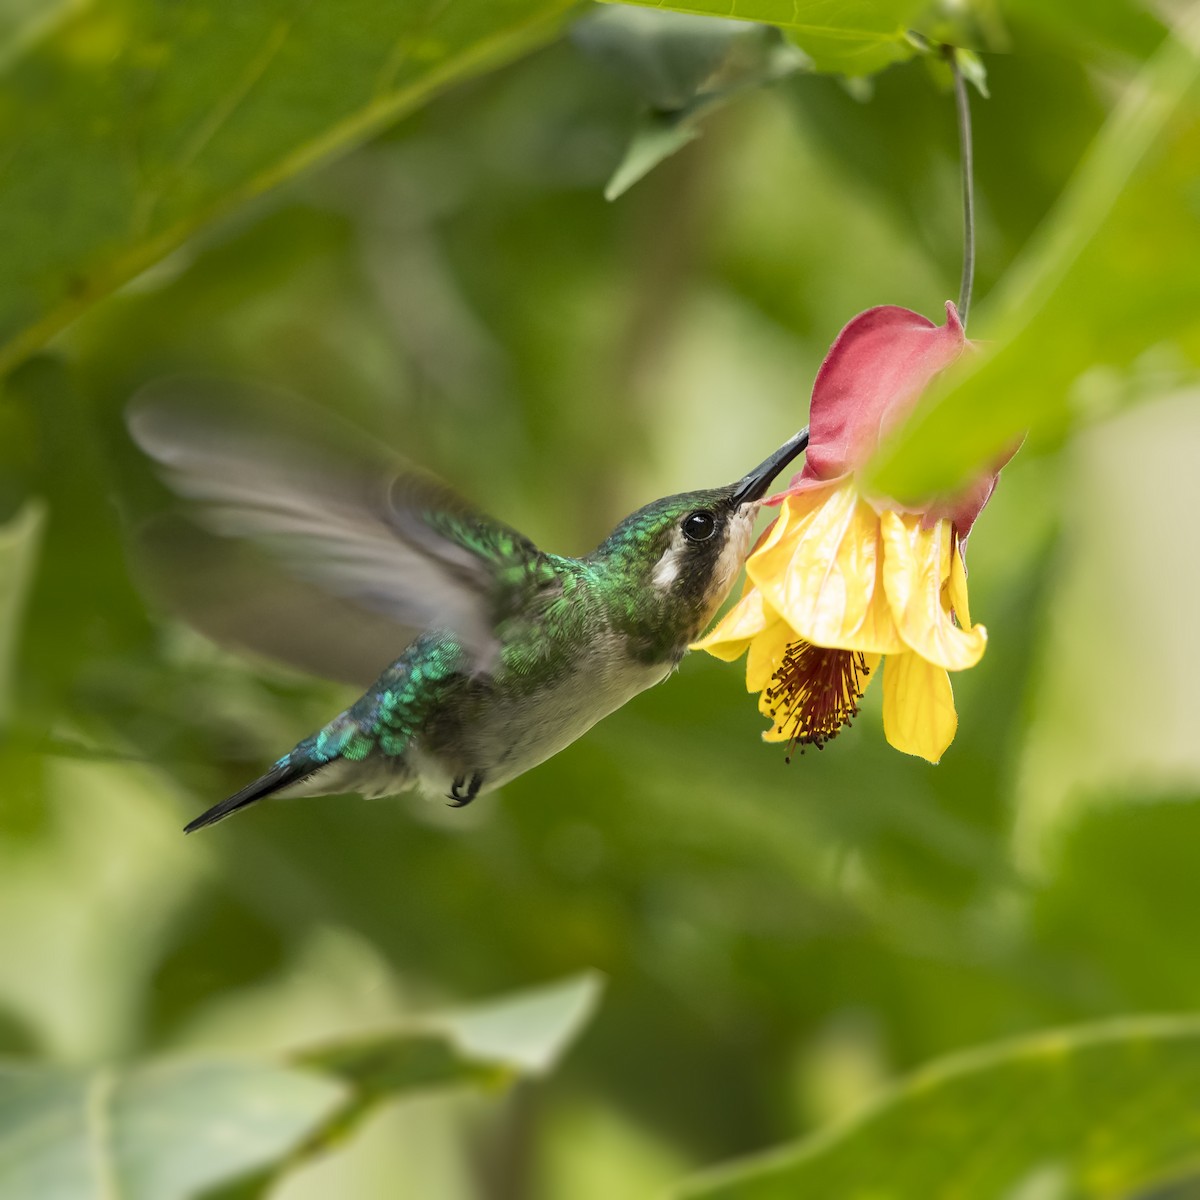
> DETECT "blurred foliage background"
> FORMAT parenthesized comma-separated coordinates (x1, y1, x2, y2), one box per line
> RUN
(2, 0, 1200, 1196)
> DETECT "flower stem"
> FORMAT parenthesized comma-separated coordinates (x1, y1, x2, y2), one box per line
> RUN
(945, 46, 975, 329)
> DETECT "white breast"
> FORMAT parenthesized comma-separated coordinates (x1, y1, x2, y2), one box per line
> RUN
(410, 631, 671, 799)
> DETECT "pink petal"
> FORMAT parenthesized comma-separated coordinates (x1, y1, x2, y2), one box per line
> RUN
(792, 301, 967, 487)
(768, 301, 1017, 539)
(929, 472, 996, 542)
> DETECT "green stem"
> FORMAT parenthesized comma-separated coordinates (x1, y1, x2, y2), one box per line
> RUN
(946, 46, 976, 328)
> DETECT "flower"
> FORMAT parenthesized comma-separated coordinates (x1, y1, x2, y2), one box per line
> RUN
(694, 302, 1014, 763)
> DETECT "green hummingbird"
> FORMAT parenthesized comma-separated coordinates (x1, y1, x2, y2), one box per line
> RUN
(130, 387, 808, 833)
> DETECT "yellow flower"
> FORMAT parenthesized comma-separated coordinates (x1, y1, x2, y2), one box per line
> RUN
(693, 303, 1014, 763)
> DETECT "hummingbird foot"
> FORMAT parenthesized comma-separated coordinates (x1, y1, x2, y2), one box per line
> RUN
(448, 771, 485, 808)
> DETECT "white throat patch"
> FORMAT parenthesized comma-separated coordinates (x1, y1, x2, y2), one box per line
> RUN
(711, 504, 758, 601)
(650, 503, 760, 597)
(651, 525, 688, 590)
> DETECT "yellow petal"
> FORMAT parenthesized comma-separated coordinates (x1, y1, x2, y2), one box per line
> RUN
(691, 587, 771, 660)
(761, 716, 792, 743)
(745, 616, 795, 693)
(747, 483, 904, 654)
(880, 511, 987, 671)
(855, 551, 907, 655)
(882, 651, 957, 763)
(947, 538, 972, 629)
(752, 508, 792, 559)
(759, 681, 783, 730)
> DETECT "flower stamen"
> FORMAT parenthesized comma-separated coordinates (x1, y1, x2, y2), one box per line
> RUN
(765, 641, 871, 759)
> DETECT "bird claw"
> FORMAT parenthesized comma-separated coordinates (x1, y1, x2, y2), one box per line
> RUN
(448, 772, 484, 807)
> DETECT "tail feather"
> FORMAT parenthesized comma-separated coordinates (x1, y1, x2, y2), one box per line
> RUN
(184, 757, 312, 833)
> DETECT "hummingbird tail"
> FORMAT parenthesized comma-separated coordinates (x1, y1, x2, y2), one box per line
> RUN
(183, 756, 314, 833)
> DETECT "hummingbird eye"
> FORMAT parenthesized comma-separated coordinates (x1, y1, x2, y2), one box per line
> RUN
(681, 510, 717, 542)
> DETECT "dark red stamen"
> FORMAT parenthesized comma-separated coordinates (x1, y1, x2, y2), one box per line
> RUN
(764, 641, 871, 761)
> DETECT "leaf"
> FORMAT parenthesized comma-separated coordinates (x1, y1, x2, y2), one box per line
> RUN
(675, 1016, 1200, 1199)
(435, 969, 603, 1074)
(575, 10, 806, 199)
(0, 0, 576, 376)
(0, 1060, 345, 1200)
(294, 970, 603, 1142)
(1010, 395, 1200, 870)
(598, 0, 927, 76)
(573, 7, 769, 110)
(207, 972, 602, 1196)
(1000, 0, 1167, 63)
(605, 109, 704, 200)
(0, 501, 43, 724)
(199, 973, 602, 1198)
(0, 974, 602, 1199)
(870, 10, 1200, 501)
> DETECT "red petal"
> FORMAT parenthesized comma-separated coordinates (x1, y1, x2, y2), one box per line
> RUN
(794, 302, 967, 486)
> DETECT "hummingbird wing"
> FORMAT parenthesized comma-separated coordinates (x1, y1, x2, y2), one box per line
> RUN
(133, 514, 431, 688)
(128, 380, 553, 674)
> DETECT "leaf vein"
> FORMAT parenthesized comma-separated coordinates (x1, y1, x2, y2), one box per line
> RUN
(84, 1068, 119, 1200)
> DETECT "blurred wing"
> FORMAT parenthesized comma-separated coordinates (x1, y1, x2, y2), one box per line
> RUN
(128, 380, 552, 672)
(132, 515, 422, 688)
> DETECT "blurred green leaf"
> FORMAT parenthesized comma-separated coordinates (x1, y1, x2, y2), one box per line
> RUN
(296, 970, 603, 1121)
(1011, 395, 1200, 869)
(0, 0, 575, 375)
(218, 973, 602, 1197)
(605, 109, 704, 200)
(431, 969, 603, 1074)
(6, 357, 159, 727)
(600, 0, 926, 75)
(1001, 0, 1167, 63)
(0, 0, 74, 69)
(676, 1016, 1200, 1199)
(1031, 793, 1200, 1010)
(0, 757, 208, 1059)
(871, 10, 1200, 499)
(574, 8, 771, 110)
(0, 1060, 345, 1200)
(576, 12, 807, 199)
(0, 974, 601, 1200)
(0, 501, 43, 724)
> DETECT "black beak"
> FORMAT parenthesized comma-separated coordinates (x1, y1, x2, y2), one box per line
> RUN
(730, 427, 810, 506)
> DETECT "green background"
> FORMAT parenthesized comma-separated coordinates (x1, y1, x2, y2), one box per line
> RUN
(2, 0, 1199, 1195)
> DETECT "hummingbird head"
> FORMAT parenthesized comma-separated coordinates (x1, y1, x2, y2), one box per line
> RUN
(592, 429, 809, 663)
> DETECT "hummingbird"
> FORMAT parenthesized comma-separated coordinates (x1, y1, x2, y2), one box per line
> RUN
(129, 385, 808, 833)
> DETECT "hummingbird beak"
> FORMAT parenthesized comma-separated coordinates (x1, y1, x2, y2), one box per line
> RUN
(730, 427, 810, 506)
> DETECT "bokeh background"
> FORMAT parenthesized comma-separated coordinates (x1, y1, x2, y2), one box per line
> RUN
(2, 1, 1199, 1196)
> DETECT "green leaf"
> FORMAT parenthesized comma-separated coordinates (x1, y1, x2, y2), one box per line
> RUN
(575, 10, 806, 198)
(599, 0, 926, 75)
(434, 969, 603, 1074)
(676, 1016, 1200, 1199)
(1000, 0, 1167, 63)
(0, 1060, 345, 1200)
(0, 0, 575, 376)
(870, 11, 1200, 501)
(0, 501, 43, 724)
(295, 970, 603, 1139)
(258, 972, 599, 1188)
(605, 109, 704, 200)
(212, 972, 602, 1196)
(0, 974, 601, 1199)
(574, 8, 769, 111)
